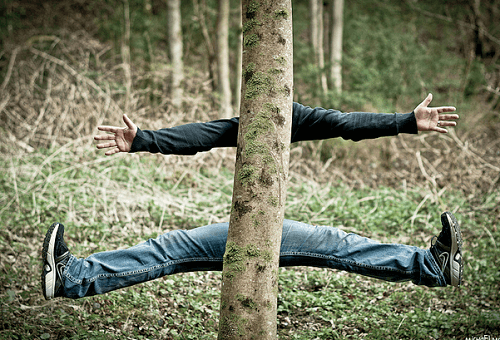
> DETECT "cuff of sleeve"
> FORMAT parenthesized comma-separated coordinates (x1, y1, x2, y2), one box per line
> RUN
(396, 111, 419, 135)
(129, 127, 147, 153)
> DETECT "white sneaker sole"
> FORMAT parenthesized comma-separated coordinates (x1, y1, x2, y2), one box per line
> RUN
(445, 213, 463, 287)
(41, 223, 60, 300)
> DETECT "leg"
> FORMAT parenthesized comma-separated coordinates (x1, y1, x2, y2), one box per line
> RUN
(279, 220, 447, 287)
(60, 223, 229, 299)
(43, 215, 460, 299)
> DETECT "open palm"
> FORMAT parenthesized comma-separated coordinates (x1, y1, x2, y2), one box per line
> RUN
(414, 93, 459, 133)
(94, 114, 138, 156)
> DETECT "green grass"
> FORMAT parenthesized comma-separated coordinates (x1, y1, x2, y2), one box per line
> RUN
(0, 145, 499, 339)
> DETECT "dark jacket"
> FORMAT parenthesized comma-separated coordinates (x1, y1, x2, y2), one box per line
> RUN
(130, 102, 418, 155)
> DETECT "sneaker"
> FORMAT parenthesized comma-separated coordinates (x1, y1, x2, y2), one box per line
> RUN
(41, 223, 71, 300)
(430, 212, 463, 287)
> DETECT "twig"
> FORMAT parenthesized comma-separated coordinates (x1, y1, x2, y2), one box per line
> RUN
(480, 224, 498, 249)
(0, 47, 20, 92)
(484, 85, 500, 97)
(410, 193, 431, 229)
(29, 47, 123, 115)
(448, 129, 500, 172)
(415, 151, 437, 189)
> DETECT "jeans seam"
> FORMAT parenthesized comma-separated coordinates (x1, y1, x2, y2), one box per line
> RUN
(280, 251, 417, 276)
(65, 257, 223, 285)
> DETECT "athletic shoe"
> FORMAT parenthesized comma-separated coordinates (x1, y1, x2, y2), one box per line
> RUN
(430, 212, 463, 287)
(41, 223, 70, 299)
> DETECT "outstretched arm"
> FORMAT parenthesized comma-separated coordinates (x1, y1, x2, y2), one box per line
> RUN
(94, 94, 458, 156)
(414, 93, 458, 133)
(94, 114, 138, 156)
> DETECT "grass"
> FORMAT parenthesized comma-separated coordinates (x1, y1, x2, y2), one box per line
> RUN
(0, 143, 499, 339)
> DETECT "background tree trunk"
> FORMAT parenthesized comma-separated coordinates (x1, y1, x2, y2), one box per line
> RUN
(234, 1, 243, 114)
(310, 0, 328, 93)
(121, 0, 132, 113)
(310, 0, 319, 52)
(217, 0, 232, 118)
(330, 0, 343, 93)
(317, 0, 328, 93)
(166, 0, 184, 108)
(194, 0, 217, 93)
(218, 0, 293, 339)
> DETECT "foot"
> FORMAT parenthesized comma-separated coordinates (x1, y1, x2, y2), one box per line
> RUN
(430, 212, 463, 287)
(41, 223, 71, 299)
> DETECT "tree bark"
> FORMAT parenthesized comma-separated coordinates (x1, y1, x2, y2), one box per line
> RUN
(122, 0, 132, 113)
(217, 0, 232, 118)
(234, 1, 243, 115)
(317, 0, 328, 93)
(330, 0, 343, 93)
(310, 0, 327, 93)
(194, 0, 217, 93)
(166, 0, 184, 108)
(218, 0, 293, 339)
(310, 0, 318, 51)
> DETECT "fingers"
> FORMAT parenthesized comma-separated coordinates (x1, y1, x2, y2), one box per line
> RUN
(436, 106, 457, 113)
(433, 127, 449, 134)
(123, 114, 136, 130)
(97, 125, 121, 133)
(433, 120, 457, 134)
(439, 113, 459, 120)
(94, 134, 115, 141)
(437, 120, 457, 127)
(104, 147, 121, 156)
(96, 141, 117, 149)
(421, 93, 433, 107)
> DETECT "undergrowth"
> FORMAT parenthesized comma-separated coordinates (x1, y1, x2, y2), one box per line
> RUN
(0, 145, 498, 339)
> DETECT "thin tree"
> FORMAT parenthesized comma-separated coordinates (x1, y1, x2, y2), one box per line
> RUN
(310, 0, 328, 93)
(166, 0, 184, 108)
(317, 0, 328, 93)
(218, 0, 293, 339)
(330, 0, 343, 93)
(217, 0, 232, 118)
(234, 1, 243, 115)
(122, 0, 132, 113)
(310, 0, 318, 52)
(193, 0, 217, 92)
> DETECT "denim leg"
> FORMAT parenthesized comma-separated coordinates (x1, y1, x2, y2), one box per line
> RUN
(62, 220, 446, 298)
(279, 220, 446, 287)
(63, 223, 228, 298)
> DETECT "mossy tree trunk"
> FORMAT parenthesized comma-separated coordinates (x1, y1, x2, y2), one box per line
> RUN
(218, 0, 293, 339)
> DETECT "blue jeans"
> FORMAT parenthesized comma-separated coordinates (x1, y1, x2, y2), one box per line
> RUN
(61, 220, 446, 298)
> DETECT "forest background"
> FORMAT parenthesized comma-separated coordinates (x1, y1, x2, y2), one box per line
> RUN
(0, 0, 499, 339)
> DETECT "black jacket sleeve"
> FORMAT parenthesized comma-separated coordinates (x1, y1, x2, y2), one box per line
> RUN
(130, 102, 418, 155)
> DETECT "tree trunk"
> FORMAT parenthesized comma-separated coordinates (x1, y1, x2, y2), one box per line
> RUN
(217, 0, 232, 118)
(218, 0, 293, 339)
(234, 1, 243, 114)
(317, 0, 328, 93)
(194, 0, 217, 93)
(310, 0, 327, 93)
(330, 0, 343, 93)
(166, 0, 184, 108)
(310, 0, 318, 51)
(122, 0, 132, 113)
(471, 0, 486, 58)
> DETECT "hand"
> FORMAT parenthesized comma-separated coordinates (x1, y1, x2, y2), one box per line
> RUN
(414, 93, 459, 133)
(94, 114, 138, 156)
